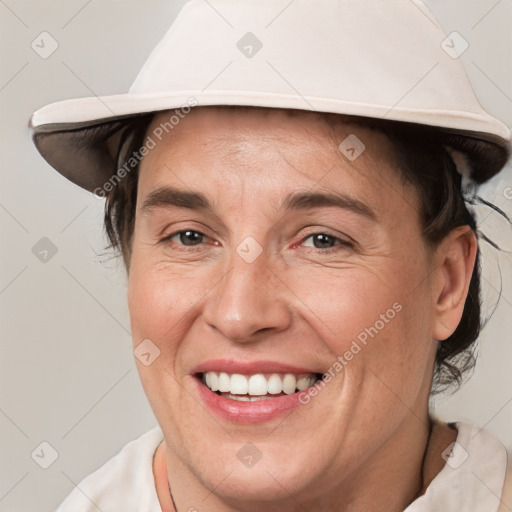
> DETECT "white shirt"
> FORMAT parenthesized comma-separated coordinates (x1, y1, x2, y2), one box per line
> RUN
(55, 422, 510, 512)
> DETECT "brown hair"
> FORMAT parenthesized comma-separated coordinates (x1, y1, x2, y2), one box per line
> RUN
(103, 107, 502, 394)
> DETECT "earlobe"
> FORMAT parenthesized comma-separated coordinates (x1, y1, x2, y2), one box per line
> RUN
(432, 226, 478, 341)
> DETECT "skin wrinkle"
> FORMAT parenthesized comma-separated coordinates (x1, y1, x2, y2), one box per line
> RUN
(127, 107, 476, 512)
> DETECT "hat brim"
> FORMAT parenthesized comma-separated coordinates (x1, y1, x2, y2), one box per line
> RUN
(30, 90, 511, 191)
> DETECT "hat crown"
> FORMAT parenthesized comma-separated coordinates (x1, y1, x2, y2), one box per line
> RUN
(130, 0, 478, 116)
(30, 0, 510, 191)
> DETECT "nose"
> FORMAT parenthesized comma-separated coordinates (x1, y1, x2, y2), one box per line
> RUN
(202, 250, 292, 343)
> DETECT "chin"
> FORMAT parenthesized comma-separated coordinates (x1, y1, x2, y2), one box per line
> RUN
(195, 462, 315, 503)
(184, 437, 331, 504)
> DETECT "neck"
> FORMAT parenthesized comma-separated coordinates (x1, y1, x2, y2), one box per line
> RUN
(154, 414, 455, 512)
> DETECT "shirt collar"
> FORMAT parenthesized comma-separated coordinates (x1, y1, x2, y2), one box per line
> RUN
(405, 422, 508, 511)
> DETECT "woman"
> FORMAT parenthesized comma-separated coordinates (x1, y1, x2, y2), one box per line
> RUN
(30, 0, 511, 510)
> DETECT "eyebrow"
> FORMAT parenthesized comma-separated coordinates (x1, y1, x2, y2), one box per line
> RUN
(141, 186, 377, 221)
(141, 187, 211, 212)
(281, 191, 377, 221)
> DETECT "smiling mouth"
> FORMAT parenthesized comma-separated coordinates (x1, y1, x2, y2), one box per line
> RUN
(198, 371, 323, 401)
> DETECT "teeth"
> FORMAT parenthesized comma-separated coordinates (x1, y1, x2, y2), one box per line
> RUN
(218, 372, 230, 392)
(282, 374, 297, 395)
(225, 394, 274, 402)
(248, 374, 267, 395)
(297, 375, 313, 391)
(202, 372, 317, 397)
(230, 374, 248, 395)
(209, 372, 219, 392)
(267, 374, 282, 394)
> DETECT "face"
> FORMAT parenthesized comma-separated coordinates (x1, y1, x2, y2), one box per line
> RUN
(128, 107, 440, 505)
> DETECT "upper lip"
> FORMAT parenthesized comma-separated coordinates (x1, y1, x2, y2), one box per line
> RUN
(191, 359, 321, 376)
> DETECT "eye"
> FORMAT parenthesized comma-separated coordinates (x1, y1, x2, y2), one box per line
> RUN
(301, 232, 352, 251)
(164, 230, 206, 246)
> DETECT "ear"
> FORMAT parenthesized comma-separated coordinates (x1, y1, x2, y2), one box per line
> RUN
(432, 226, 478, 341)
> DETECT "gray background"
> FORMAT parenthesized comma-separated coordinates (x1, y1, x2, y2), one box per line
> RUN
(1, 1, 511, 511)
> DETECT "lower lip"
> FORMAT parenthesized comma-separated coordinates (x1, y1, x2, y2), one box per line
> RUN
(194, 377, 308, 424)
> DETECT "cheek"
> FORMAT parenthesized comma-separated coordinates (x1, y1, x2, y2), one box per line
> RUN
(127, 251, 213, 344)
(290, 260, 435, 396)
(127, 260, 204, 419)
(126, 253, 228, 403)
(290, 265, 404, 349)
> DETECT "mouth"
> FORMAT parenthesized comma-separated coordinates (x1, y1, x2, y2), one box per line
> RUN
(197, 371, 323, 401)
(191, 360, 325, 423)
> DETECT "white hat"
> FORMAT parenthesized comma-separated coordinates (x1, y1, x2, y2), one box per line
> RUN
(30, 0, 511, 191)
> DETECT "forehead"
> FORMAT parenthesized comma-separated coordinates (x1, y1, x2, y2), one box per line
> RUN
(132, 107, 419, 229)
(137, 107, 410, 214)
